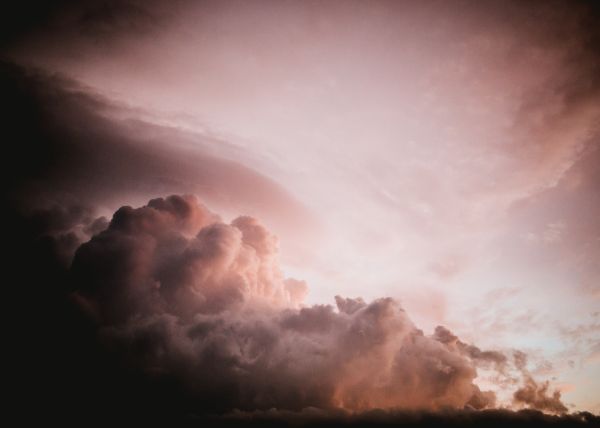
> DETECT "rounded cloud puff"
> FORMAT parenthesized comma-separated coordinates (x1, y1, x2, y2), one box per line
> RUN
(72, 195, 306, 323)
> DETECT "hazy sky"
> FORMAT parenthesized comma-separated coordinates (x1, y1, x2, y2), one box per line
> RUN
(3, 0, 599, 416)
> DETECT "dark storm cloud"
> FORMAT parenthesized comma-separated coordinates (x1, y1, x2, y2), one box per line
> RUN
(24, 203, 106, 267)
(504, 0, 600, 169)
(0, 60, 314, 235)
(0, 0, 178, 50)
(0, 58, 313, 424)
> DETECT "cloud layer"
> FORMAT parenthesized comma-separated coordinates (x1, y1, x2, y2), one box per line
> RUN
(0, 60, 315, 245)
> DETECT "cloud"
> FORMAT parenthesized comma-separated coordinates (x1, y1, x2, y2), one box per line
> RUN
(0, 61, 317, 424)
(514, 376, 568, 414)
(0, 0, 178, 50)
(58, 194, 573, 420)
(70, 195, 491, 412)
(72, 194, 306, 324)
(511, 350, 568, 414)
(433, 326, 507, 370)
(0, 60, 316, 243)
(3, 1, 598, 423)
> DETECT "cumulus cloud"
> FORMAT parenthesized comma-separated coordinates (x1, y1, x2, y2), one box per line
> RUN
(59, 194, 573, 419)
(514, 376, 568, 414)
(69, 195, 488, 411)
(72, 195, 305, 324)
(433, 326, 507, 370)
(511, 350, 568, 414)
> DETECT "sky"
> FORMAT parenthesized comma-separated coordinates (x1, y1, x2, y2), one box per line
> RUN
(2, 0, 599, 424)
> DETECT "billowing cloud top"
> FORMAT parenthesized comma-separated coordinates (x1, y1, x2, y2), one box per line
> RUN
(72, 194, 307, 323)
